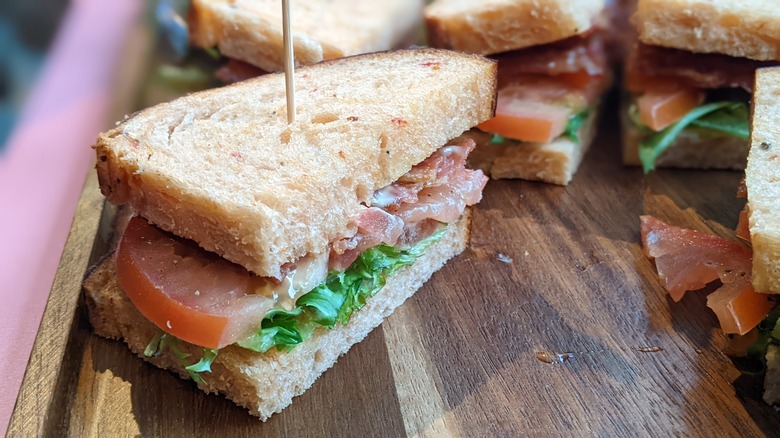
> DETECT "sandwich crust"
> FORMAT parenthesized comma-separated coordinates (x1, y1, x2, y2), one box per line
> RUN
(189, 0, 424, 72)
(424, 0, 606, 55)
(94, 49, 496, 278)
(84, 210, 471, 420)
(746, 67, 780, 294)
(634, 0, 780, 61)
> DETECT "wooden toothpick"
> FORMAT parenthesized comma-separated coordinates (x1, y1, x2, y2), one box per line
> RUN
(282, 0, 295, 124)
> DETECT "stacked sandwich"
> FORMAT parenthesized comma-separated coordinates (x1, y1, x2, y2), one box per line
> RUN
(424, 0, 614, 185)
(622, 0, 780, 172)
(745, 67, 780, 405)
(84, 49, 496, 419)
(188, 0, 423, 82)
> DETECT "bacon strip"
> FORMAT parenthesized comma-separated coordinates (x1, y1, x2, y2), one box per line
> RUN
(329, 140, 487, 271)
(629, 42, 778, 92)
(495, 32, 608, 80)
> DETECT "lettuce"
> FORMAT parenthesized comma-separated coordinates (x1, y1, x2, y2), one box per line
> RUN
(238, 227, 447, 353)
(489, 133, 505, 144)
(638, 102, 750, 173)
(141, 226, 446, 382)
(564, 109, 590, 143)
(144, 333, 219, 383)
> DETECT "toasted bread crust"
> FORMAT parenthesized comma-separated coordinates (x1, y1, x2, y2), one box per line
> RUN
(84, 211, 471, 420)
(746, 67, 780, 294)
(634, 0, 780, 61)
(189, 0, 424, 72)
(424, 0, 605, 55)
(94, 49, 496, 278)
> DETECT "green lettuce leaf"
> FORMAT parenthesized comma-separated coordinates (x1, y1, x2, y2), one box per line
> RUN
(144, 333, 219, 383)
(689, 103, 750, 139)
(238, 227, 447, 353)
(638, 101, 749, 173)
(489, 133, 505, 144)
(564, 109, 590, 143)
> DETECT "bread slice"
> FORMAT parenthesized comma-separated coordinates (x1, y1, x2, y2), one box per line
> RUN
(84, 210, 470, 420)
(424, 0, 606, 56)
(94, 49, 496, 278)
(189, 0, 424, 72)
(465, 108, 600, 186)
(746, 67, 780, 294)
(620, 100, 749, 170)
(634, 0, 780, 61)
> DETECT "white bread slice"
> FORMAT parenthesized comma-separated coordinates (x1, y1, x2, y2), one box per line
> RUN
(83, 210, 471, 420)
(424, 0, 606, 56)
(465, 108, 600, 186)
(634, 0, 780, 61)
(746, 67, 780, 294)
(189, 0, 424, 72)
(94, 49, 496, 278)
(620, 100, 749, 170)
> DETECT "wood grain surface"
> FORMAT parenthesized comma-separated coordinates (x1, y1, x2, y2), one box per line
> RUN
(8, 97, 780, 437)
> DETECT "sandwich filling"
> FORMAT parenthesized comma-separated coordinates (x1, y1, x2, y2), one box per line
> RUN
(625, 42, 778, 172)
(116, 140, 487, 380)
(477, 33, 611, 147)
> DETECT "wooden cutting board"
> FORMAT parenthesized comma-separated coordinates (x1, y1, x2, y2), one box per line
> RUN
(7, 101, 779, 436)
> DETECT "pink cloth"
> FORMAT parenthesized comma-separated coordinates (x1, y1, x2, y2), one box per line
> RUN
(0, 0, 142, 431)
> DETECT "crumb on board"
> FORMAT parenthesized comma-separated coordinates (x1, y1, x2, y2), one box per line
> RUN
(497, 253, 513, 264)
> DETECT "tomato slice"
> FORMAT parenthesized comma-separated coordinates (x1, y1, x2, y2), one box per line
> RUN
(707, 281, 774, 335)
(116, 216, 275, 349)
(478, 87, 572, 143)
(637, 88, 704, 132)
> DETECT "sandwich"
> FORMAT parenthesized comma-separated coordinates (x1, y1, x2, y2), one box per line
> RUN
(148, 0, 425, 101)
(640, 67, 780, 405)
(622, 0, 780, 172)
(746, 67, 780, 405)
(83, 49, 497, 419)
(424, 0, 613, 185)
(191, 0, 424, 81)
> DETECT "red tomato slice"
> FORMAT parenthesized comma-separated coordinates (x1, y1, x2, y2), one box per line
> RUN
(641, 216, 773, 335)
(478, 87, 572, 143)
(479, 72, 607, 143)
(707, 281, 774, 335)
(116, 216, 275, 349)
(638, 88, 704, 131)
